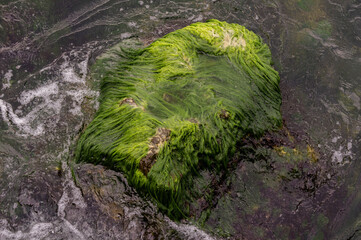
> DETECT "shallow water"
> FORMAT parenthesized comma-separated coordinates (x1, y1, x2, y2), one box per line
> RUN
(0, 0, 360, 239)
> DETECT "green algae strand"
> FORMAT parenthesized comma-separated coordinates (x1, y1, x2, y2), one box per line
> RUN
(76, 19, 282, 218)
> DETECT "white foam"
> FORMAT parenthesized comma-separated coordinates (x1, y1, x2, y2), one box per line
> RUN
(18, 82, 59, 105)
(0, 99, 45, 136)
(0, 81, 62, 137)
(347, 141, 352, 150)
(63, 219, 86, 240)
(0, 222, 54, 240)
(166, 218, 216, 240)
(61, 57, 88, 84)
(67, 89, 88, 115)
(62, 67, 81, 83)
(121, 32, 132, 39)
(128, 22, 137, 28)
(331, 136, 340, 143)
(56, 161, 87, 239)
(0, 219, 86, 240)
(58, 161, 87, 219)
(0, 48, 100, 137)
(331, 140, 353, 164)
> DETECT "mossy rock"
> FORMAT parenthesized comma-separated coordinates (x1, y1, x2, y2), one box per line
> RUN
(76, 19, 282, 218)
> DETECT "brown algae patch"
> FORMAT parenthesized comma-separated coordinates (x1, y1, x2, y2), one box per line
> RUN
(139, 128, 171, 176)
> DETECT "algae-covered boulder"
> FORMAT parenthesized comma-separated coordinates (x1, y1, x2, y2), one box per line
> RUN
(76, 19, 282, 218)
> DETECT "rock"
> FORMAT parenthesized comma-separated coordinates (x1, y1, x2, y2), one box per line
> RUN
(0, 163, 215, 240)
(76, 19, 282, 218)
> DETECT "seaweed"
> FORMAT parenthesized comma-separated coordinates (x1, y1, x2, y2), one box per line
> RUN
(75, 19, 282, 218)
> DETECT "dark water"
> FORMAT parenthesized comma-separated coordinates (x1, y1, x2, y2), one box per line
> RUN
(0, 0, 360, 239)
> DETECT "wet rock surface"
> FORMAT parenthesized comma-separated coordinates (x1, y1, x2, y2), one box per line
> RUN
(73, 163, 169, 240)
(186, 127, 340, 239)
(0, 163, 214, 240)
(0, 0, 360, 239)
(1, 169, 63, 231)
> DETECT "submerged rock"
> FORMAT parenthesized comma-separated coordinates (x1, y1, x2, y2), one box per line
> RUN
(76, 19, 282, 218)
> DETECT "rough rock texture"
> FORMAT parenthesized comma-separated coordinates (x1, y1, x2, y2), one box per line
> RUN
(73, 163, 171, 239)
(0, 163, 214, 240)
(0, 169, 63, 231)
(0, 0, 360, 239)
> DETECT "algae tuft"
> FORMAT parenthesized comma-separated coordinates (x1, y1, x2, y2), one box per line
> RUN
(76, 19, 282, 218)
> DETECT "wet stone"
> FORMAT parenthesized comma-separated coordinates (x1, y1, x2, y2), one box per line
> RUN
(0, 0, 360, 239)
(4, 170, 63, 231)
(73, 163, 185, 239)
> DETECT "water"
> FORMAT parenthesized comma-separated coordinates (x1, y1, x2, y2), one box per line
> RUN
(0, 0, 360, 239)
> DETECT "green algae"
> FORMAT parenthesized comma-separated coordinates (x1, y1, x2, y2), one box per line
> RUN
(315, 20, 332, 40)
(297, 0, 315, 11)
(75, 19, 282, 218)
